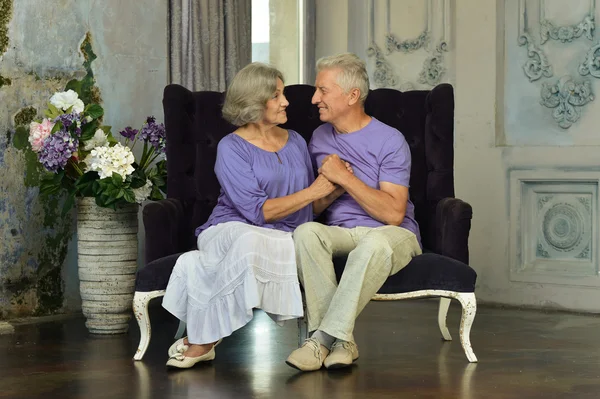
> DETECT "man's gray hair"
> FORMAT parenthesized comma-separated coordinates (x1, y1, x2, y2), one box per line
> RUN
(222, 63, 284, 127)
(316, 52, 370, 104)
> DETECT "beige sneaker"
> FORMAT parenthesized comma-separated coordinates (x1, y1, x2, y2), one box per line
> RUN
(286, 337, 330, 371)
(323, 340, 359, 369)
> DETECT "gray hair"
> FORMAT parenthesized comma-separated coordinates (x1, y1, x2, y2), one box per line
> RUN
(222, 63, 285, 126)
(316, 53, 370, 104)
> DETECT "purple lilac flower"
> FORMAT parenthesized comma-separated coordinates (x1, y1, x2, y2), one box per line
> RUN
(119, 127, 139, 140)
(38, 129, 79, 172)
(53, 112, 81, 130)
(139, 116, 166, 153)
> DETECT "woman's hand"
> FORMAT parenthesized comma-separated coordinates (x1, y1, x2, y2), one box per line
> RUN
(309, 174, 337, 200)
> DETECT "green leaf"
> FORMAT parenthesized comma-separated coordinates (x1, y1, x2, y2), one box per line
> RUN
(106, 134, 118, 145)
(39, 171, 65, 196)
(12, 126, 30, 150)
(44, 103, 61, 119)
(92, 180, 102, 195)
(75, 171, 99, 196)
(65, 79, 83, 97)
(61, 192, 76, 216)
(80, 120, 98, 141)
(51, 122, 62, 134)
(111, 172, 123, 187)
(116, 188, 125, 199)
(123, 189, 136, 203)
(85, 104, 104, 119)
(149, 175, 166, 189)
(149, 185, 165, 201)
(79, 75, 96, 106)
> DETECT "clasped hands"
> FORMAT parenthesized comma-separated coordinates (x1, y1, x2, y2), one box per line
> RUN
(310, 154, 353, 199)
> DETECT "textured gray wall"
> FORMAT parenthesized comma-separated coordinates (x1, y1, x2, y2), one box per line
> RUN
(0, 0, 167, 318)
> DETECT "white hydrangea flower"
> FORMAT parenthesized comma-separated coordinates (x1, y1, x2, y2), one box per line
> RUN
(72, 99, 84, 114)
(50, 89, 84, 113)
(83, 129, 108, 151)
(84, 143, 135, 180)
(132, 180, 153, 203)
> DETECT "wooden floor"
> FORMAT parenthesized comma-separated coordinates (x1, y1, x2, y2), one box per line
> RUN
(1, 299, 600, 398)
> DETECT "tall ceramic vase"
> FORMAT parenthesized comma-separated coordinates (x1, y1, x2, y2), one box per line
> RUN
(76, 197, 138, 334)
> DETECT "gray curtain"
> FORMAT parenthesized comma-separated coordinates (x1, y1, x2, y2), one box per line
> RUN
(169, 0, 251, 91)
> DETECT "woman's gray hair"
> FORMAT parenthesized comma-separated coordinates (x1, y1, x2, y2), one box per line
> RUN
(316, 53, 370, 104)
(222, 62, 285, 126)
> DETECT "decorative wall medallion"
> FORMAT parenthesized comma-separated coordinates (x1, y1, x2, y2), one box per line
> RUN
(518, 33, 554, 82)
(541, 202, 585, 252)
(536, 193, 593, 262)
(578, 42, 600, 78)
(540, 75, 594, 129)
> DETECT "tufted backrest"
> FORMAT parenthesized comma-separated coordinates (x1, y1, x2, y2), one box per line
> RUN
(162, 83, 455, 252)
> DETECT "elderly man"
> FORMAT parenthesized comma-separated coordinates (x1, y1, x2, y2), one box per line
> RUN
(286, 53, 422, 371)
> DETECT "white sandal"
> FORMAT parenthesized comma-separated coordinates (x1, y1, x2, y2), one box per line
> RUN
(167, 337, 222, 357)
(166, 344, 217, 369)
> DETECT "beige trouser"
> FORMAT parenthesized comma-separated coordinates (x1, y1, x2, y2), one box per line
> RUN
(293, 222, 422, 342)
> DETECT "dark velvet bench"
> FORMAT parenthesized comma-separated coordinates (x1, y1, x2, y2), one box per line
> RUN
(132, 83, 478, 363)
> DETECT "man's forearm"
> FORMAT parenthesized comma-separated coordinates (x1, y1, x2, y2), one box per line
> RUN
(339, 175, 405, 225)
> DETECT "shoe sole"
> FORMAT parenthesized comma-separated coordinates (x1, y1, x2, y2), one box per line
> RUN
(285, 360, 321, 372)
(324, 357, 359, 370)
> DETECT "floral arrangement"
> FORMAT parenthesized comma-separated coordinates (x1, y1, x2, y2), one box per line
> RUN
(28, 88, 167, 213)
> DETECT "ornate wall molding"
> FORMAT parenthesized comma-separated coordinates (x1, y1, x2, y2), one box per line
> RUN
(540, 75, 594, 129)
(385, 32, 429, 54)
(366, 43, 399, 88)
(509, 171, 599, 286)
(518, 33, 553, 82)
(539, 0, 595, 44)
(384, 0, 431, 54)
(418, 47, 446, 86)
(517, 0, 597, 129)
(578, 42, 600, 77)
(367, 0, 450, 89)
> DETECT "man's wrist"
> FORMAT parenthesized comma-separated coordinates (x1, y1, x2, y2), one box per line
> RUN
(337, 172, 357, 190)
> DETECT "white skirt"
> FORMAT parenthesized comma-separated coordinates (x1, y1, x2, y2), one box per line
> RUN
(162, 221, 304, 344)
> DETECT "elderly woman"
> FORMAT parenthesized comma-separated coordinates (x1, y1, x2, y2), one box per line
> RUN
(161, 63, 341, 369)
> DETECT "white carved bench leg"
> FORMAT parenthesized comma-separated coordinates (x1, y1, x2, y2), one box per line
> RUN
(174, 320, 186, 339)
(456, 292, 478, 363)
(133, 290, 165, 361)
(438, 297, 452, 341)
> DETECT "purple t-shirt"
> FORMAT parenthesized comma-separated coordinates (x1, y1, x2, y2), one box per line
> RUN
(195, 130, 315, 236)
(308, 117, 421, 246)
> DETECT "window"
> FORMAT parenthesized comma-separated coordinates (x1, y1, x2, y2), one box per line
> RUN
(251, 0, 310, 84)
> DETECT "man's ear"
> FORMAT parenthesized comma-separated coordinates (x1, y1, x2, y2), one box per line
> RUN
(348, 88, 361, 106)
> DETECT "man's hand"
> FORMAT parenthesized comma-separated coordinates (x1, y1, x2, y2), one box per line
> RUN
(318, 154, 353, 185)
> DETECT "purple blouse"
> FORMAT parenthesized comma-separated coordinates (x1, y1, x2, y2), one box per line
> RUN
(195, 130, 315, 236)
